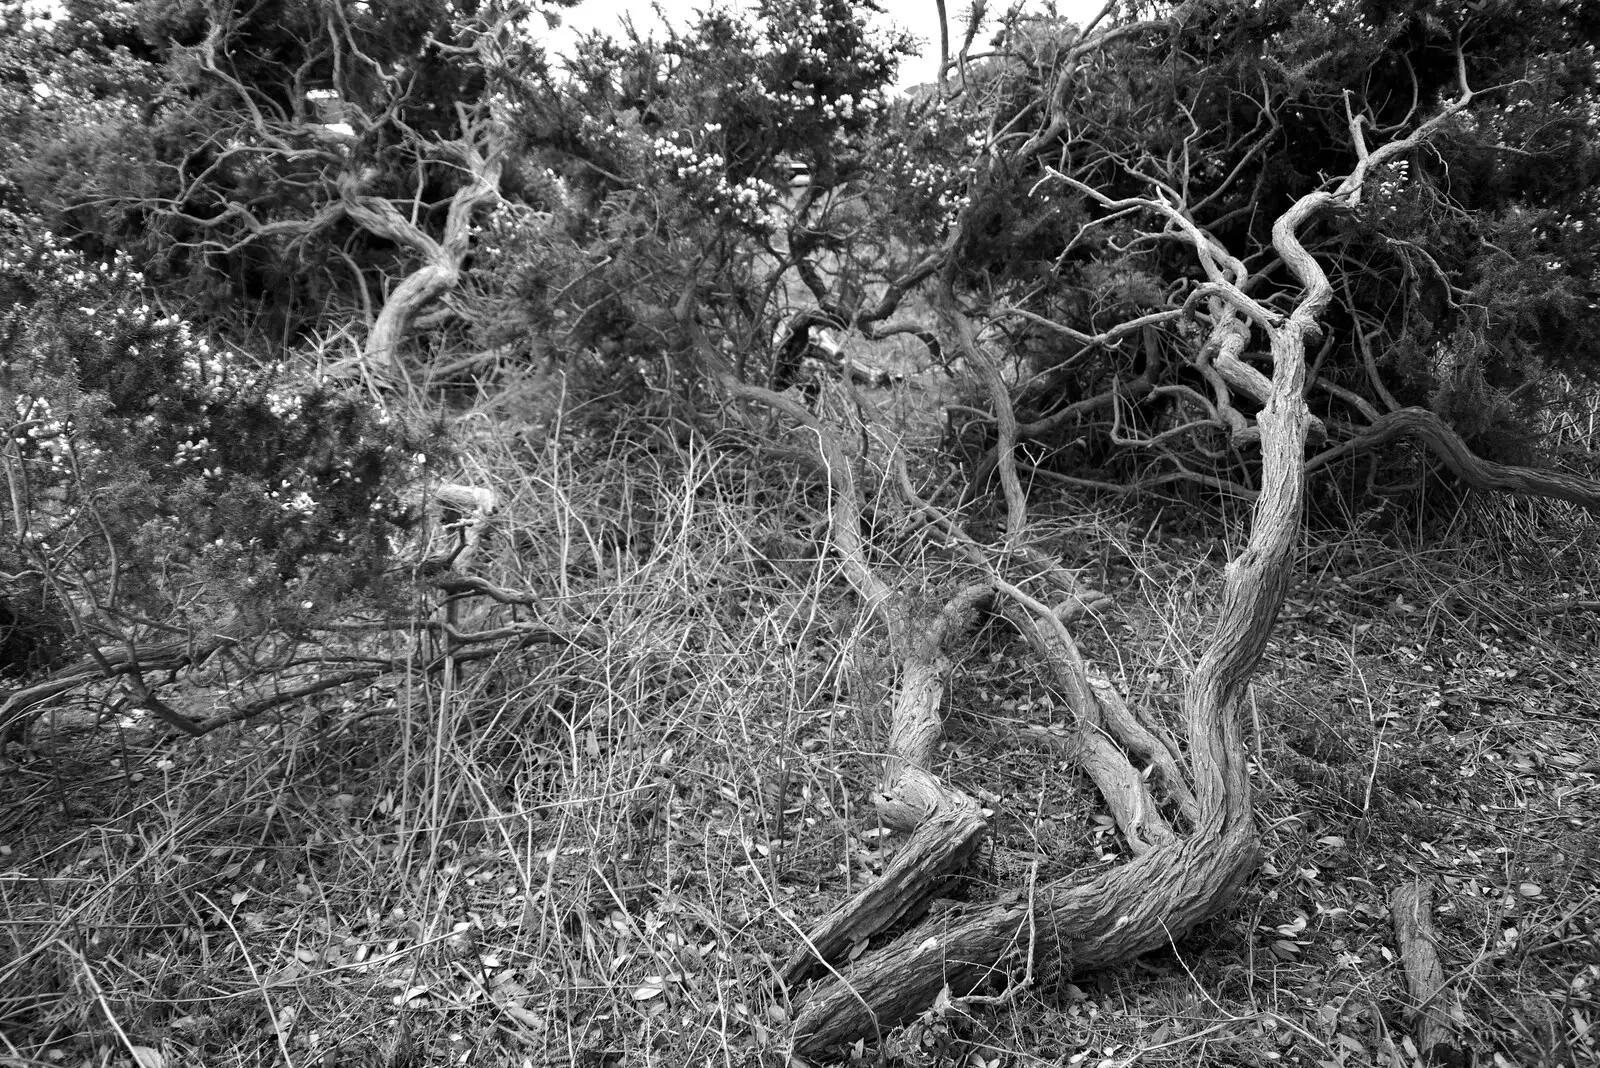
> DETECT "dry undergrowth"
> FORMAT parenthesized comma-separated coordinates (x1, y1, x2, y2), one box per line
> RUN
(2, 379, 1598, 1068)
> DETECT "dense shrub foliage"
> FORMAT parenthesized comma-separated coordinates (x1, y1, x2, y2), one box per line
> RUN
(461, 0, 916, 391)
(0, 0, 569, 348)
(4, 0, 1600, 532)
(0, 207, 433, 670)
(908, 1, 1600, 485)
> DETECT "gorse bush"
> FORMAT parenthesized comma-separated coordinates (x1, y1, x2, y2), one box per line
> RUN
(914, 0, 1600, 492)
(471, 0, 914, 393)
(0, 207, 435, 670)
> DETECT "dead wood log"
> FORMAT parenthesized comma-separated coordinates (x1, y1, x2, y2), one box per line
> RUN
(1391, 879, 1465, 1068)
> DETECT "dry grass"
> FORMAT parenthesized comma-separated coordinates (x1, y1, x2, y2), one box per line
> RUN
(2, 372, 1598, 1068)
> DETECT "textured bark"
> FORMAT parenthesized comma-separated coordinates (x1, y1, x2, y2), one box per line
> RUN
(743, 59, 1488, 1056)
(1088, 678, 1198, 827)
(785, 279, 1307, 1053)
(342, 128, 503, 381)
(1309, 406, 1600, 509)
(1391, 880, 1465, 1068)
(939, 289, 1026, 540)
(781, 782, 986, 987)
(784, 585, 994, 986)
(786, 56, 1393, 1050)
(788, 320, 1292, 1050)
(1003, 599, 1181, 853)
(791, 823, 1259, 1054)
(720, 376, 1002, 989)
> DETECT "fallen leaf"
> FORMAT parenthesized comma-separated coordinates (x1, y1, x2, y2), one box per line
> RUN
(500, 1004, 544, 1029)
(129, 1046, 164, 1068)
(394, 985, 429, 1006)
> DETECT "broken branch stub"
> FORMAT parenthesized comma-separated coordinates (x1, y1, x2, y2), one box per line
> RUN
(1388, 882, 1465, 1061)
(1391, 880, 1466, 1068)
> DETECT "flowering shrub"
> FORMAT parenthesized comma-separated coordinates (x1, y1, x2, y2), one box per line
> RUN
(462, 0, 918, 399)
(874, 96, 988, 239)
(0, 207, 435, 672)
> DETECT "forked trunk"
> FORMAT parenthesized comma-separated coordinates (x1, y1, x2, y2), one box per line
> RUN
(785, 309, 1309, 1055)
(781, 198, 1326, 1060)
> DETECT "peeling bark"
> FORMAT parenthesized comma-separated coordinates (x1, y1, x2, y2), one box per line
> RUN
(782, 785, 987, 988)
(781, 582, 995, 987)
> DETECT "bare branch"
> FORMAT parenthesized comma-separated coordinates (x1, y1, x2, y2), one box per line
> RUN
(722, 378, 910, 659)
(1308, 406, 1600, 509)
(938, 287, 1028, 541)
(992, 304, 1182, 351)
(995, 581, 1179, 854)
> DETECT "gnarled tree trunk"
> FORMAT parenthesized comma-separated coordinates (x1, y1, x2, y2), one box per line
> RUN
(343, 109, 504, 383)
(762, 50, 1485, 1061)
